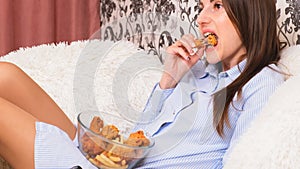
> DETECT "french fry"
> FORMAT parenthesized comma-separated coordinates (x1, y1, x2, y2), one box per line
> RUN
(121, 159, 127, 166)
(108, 155, 122, 162)
(96, 154, 121, 168)
(88, 158, 99, 166)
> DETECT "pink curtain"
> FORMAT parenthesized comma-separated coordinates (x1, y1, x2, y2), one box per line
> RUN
(0, 0, 100, 57)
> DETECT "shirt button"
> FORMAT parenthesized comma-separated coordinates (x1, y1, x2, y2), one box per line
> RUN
(219, 72, 228, 78)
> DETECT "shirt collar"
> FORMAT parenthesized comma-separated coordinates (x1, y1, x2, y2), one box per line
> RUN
(224, 59, 247, 81)
(206, 59, 247, 81)
(196, 59, 247, 94)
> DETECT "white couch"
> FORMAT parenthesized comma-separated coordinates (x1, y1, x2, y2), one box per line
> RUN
(1, 0, 299, 168)
(0, 39, 300, 169)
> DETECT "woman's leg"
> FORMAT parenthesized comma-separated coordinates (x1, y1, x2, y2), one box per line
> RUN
(0, 97, 36, 169)
(0, 62, 76, 139)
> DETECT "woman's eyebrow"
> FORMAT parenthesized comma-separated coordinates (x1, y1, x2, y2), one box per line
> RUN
(199, 0, 216, 7)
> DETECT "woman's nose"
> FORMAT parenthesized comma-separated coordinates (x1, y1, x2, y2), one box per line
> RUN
(196, 7, 211, 27)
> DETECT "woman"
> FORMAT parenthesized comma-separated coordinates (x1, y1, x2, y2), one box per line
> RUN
(0, 0, 284, 168)
(136, 0, 284, 168)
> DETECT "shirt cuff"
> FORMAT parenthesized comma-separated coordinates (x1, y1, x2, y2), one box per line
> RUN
(155, 83, 174, 98)
(191, 59, 207, 79)
(137, 83, 174, 124)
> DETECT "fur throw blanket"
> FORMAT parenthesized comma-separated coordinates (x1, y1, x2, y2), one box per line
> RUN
(0, 40, 162, 123)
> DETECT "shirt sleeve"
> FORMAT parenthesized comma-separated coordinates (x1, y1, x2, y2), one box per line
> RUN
(138, 83, 174, 123)
(222, 69, 284, 166)
(139, 60, 206, 124)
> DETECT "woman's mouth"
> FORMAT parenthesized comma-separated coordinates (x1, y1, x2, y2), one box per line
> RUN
(204, 32, 218, 47)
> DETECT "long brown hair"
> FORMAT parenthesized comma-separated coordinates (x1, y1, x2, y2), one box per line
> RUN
(213, 0, 281, 136)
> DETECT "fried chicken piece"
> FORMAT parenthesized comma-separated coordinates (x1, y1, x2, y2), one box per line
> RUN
(125, 130, 150, 147)
(89, 116, 104, 134)
(109, 131, 150, 161)
(194, 33, 218, 48)
(101, 125, 119, 140)
(81, 133, 108, 156)
(110, 146, 136, 161)
(207, 34, 218, 46)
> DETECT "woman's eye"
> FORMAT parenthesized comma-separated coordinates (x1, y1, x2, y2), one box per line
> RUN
(214, 3, 223, 9)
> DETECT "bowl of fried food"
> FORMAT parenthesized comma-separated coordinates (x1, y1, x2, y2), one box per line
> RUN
(77, 111, 155, 169)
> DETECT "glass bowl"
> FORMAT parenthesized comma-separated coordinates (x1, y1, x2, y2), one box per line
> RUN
(77, 111, 155, 169)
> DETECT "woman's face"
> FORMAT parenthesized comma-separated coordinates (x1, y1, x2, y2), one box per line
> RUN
(197, 0, 246, 70)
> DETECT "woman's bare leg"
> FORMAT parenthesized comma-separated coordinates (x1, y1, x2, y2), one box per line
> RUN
(0, 97, 36, 169)
(0, 62, 76, 139)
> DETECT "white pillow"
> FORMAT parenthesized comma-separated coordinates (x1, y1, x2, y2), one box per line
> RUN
(278, 45, 300, 79)
(224, 45, 300, 169)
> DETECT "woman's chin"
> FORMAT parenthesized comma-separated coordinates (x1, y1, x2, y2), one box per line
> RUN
(206, 57, 220, 65)
(205, 46, 220, 65)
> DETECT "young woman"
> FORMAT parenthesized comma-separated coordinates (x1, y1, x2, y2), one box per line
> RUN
(135, 0, 284, 168)
(0, 0, 284, 168)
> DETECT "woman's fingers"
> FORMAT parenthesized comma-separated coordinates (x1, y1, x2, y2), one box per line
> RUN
(161, 34, 204, 88)
(167, 41, 191, 60)
(195, 47, 205, 60)
(179, 34, 197, 54)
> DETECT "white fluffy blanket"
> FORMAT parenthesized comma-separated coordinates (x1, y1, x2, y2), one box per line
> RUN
(1, 41, 300, 168)
(0, 40, 162, 123)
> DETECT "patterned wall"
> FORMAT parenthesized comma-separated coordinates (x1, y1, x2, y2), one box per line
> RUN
(277, 0, 300, 48)
(100, 0, 300, 62)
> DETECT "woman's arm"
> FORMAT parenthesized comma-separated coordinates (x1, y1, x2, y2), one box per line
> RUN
(141, 83, 174, 124)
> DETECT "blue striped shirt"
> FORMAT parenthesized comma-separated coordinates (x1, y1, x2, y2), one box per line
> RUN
(135, 59, 284, 169)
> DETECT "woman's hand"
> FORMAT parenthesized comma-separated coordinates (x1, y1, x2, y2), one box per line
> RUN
(159, 34, 205, 89)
